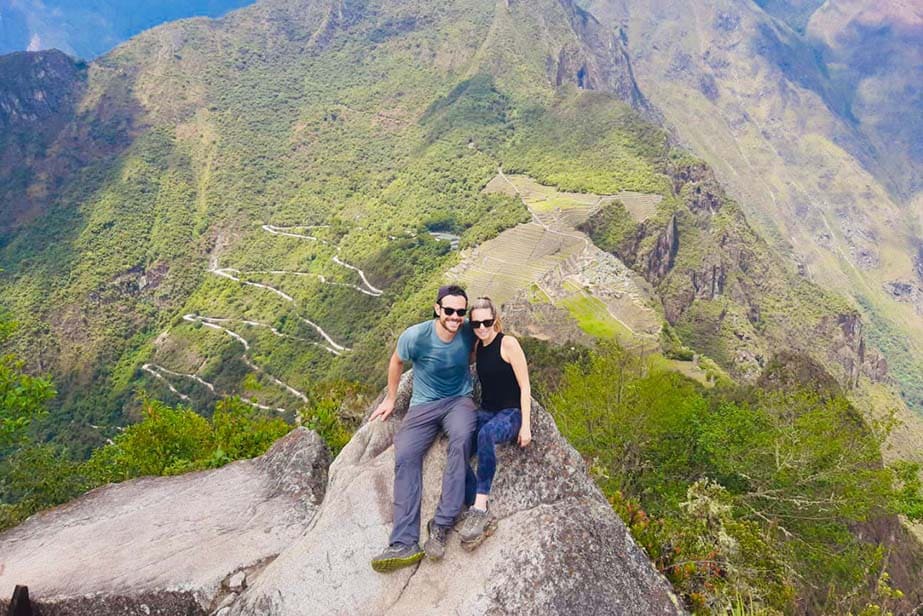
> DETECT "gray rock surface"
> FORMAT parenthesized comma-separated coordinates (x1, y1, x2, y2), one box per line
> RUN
(0, 427, 330, 615)
(227, 373, 683, 615)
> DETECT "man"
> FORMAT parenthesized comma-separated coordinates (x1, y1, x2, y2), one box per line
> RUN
(369, 285, 476, 573)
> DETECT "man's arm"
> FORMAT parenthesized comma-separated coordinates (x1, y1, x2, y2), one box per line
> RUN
(369, 350, 405, 421)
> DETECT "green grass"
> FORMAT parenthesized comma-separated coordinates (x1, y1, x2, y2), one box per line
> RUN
(559, 285, 635, 342)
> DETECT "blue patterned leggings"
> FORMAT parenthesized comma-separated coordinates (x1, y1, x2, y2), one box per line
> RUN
(464, 407, 522, 499)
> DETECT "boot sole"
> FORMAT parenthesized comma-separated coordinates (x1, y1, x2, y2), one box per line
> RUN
(371, 550, 424, 573)
(461, 517, 498, 552)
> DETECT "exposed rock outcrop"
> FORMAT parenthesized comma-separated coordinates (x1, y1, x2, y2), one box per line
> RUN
(0, 50, 84, 131)
(884, 280, 923, 316)
(227, 373, 683, 615)
(546, 1, 649, 112)
(0, 428, 330, 615)
(645, 214, 679, 285)
(581, 154, 887, 388)
(0, 375, 684, 615)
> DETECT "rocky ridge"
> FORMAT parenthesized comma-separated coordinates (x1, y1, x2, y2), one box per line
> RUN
(0, 50, 87, 231)
(226, 372, 683, 615)
(0, 375, 683, 615)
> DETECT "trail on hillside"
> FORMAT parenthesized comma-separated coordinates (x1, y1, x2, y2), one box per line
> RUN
(260, 224, 383, 296)
(144, 362, 287, 413)
(187, 315, 342, 355)
(203, 271, 351, 352)
(228, 269, 380, 296)
(182, 314, 311, 402)
(142, 364, 193, 403)
(148, 222, 383, 410)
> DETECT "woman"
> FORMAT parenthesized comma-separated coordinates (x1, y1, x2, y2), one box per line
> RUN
(459, 296, 532, 550)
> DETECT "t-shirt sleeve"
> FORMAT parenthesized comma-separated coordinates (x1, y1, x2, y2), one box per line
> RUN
(396, 326, 417, 362)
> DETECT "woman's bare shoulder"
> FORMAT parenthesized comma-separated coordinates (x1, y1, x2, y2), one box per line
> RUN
(500, 333, 523, 359)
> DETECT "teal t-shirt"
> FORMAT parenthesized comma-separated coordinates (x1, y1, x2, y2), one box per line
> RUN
(397, 320, 474, 407)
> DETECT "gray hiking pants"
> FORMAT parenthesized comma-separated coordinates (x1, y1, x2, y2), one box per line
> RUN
(389, 395, 477, 547)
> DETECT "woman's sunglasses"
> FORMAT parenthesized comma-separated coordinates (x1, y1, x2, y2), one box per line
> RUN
(471, 319, 495, 329)
(440, 306, 467, 316)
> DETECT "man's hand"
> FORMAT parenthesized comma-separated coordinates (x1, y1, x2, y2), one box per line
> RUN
(518, 424, 532, 448)
(370, 397, 396, 422)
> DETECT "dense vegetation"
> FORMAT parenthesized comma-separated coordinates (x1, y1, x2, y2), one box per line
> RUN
(0, 393, 296, 531)
(0, 313, 55, 452)
(548, 342, 922, 615)
(0, 309, 365, 531)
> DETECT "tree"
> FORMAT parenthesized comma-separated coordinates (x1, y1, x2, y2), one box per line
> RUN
(0, 313, 55, 452)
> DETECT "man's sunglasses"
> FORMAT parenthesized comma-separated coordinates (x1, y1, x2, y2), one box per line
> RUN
(439, 306, 467, 316)
(471, 319, 495, 329)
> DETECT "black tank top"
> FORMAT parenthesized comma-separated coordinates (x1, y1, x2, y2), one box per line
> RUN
(476, 333, 521, 411)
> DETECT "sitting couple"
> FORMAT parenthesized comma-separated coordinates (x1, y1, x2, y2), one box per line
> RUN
(369, 284, 532, 572)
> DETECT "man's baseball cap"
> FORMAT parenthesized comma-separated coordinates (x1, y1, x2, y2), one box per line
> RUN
(435, 284, 467, 304)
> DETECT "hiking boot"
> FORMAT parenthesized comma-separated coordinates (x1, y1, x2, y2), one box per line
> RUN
(423, 518, 450, 560)
(453, 507, 472, 528)
(370, 543, 424, 573)
(459, 507, 497, 551)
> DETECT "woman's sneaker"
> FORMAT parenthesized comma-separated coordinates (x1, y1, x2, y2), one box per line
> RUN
(370, 543, 424, 573)
(459, 507, 497, 551)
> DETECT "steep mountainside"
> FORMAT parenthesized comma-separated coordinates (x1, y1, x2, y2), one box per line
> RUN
(806, 0, 922, 200)
(581, 0, 923, 414)
(0, 0, 661, 451)
(0, 50, 88, 231)
(0, 0, 914, 463)
(0, 0, 255, 59)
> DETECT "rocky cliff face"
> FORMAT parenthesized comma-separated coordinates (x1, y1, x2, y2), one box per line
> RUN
(0, 378, 683, 615)
(579, 154, 886, 386)
(553, 0, 649, 110)
(0, 51, 84, 129)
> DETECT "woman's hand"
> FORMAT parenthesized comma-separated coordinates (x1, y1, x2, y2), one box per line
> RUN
(518, 424, 532, 448)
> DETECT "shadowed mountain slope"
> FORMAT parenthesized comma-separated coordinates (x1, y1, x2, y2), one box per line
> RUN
(581, 0, 923, 415)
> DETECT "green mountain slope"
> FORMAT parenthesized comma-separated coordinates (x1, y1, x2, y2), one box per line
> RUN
(0, 0, 651, 451)
(0, 0, 914, 466)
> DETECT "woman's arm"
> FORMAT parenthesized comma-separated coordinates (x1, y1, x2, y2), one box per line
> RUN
(502, 335, 532, 447)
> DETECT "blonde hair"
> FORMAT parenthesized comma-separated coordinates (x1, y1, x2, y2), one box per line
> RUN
(470, 296, 503, 333)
